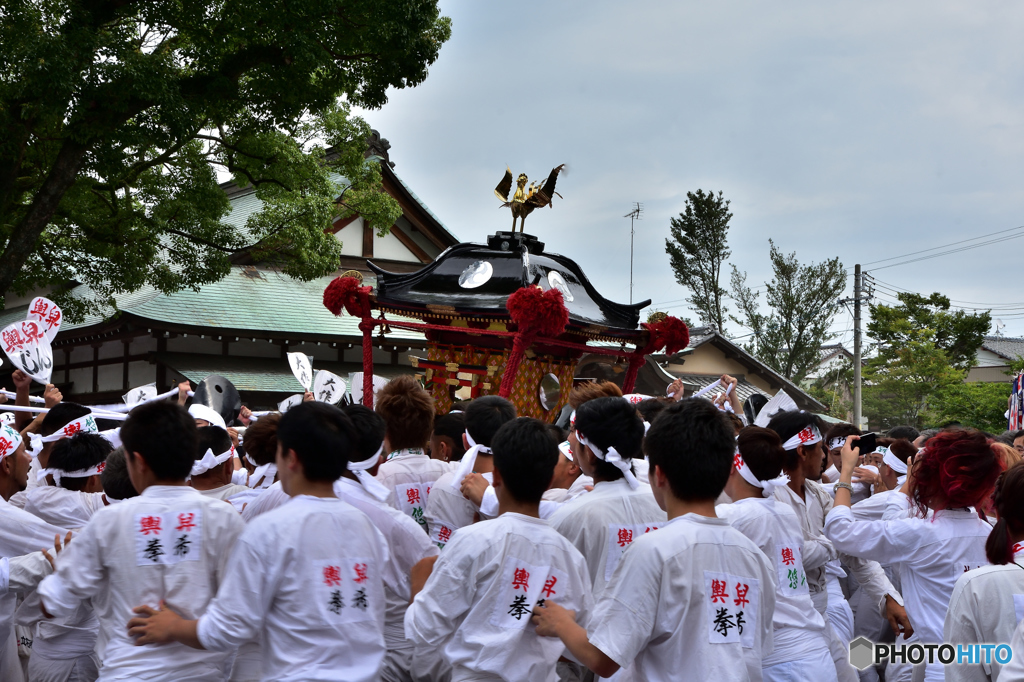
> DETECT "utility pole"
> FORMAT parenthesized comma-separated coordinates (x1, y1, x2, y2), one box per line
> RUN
(853, 264, 862, 430)
(624, 203, 643, 304)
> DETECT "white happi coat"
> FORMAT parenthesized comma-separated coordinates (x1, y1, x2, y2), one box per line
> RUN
(195, 483, 251, 502)
(423, 470, 485, 549)
(587, 513, 776, 682)
(943, 545, 1024, 682)
(376, 449, 450, 531)
(824, 495, 991, 682)
(717, 497, 834, 671)
(24, 485, 106, 529)
(37, 485, 245, 681)
(197, 495, 389, 682)
(405, 512, 592, 682)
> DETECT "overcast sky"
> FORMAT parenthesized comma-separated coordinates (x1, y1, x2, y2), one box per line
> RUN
(358, 1, 1024, 345)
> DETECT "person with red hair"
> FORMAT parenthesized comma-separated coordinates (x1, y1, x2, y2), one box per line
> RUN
(944, 462, 1024, 682)
(824, 429, 1004, 682)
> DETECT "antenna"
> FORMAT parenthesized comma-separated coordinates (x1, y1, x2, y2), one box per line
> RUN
(996, 318, 1006, 337)
(624, 203, 643, 304)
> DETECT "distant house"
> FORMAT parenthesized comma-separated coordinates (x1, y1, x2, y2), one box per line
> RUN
(0, 133, 458, 408)
(967, 336, 1024, 383)
(575, 325, 826, 413)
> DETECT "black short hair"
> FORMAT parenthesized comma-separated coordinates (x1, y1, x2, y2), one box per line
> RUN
(887, 425, 920, 441)
(341, 404, 387, 463)
(100, 448, 138, 500)
(736, 427, 786, 481)
(40, 402, 91, 437)
(120, 402, 197, 481)
(766, 410, 826, 471)
(824, 422, 861, 448)
(277, 402, 355, 482)
(635, 398, 669, 424)
(48, 433, 114, 491)
(433, 412, 467, 460)
(545, 423, 567, 444)
(196, 426, 232, 460)
(492, 417, 558, 503)
(574, 397, 645, 481)
(464, 396, 516, 447)
(644, 399, 734, 501)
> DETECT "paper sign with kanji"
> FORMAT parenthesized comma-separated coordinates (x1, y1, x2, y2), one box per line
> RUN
(278, 394, 304, 413)
(135, 510, 203, 566)
(604, 523, 660, 581)
(313, 558, 377, 627)
(26, 297, 62, 343)
(395, 483, 431, 533)
(489, 557, 570, 630)
(124, 383, 158, 405)
(1, 319, 53, 384)
(287, 352, 313, 390)
(703, 571, 760, 648)
(313, 370, 345, 405)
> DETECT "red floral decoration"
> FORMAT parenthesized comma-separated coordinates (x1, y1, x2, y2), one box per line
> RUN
(323, 276, 372, 318)
(642, 316, 690, 355)
(506, 286, 569, 338)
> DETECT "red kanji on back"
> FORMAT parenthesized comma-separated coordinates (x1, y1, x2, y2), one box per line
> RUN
(617, 528, 634, 547)
(781, 547, 796, 566)
(140, 516, 162, 535)
(406, 488, 421, 505)
(353, 563, 368, 584)
(176, 513, 196, 532)
(734, 583, 750, 607)
(438, 526, 452, 544)
(542, 575, 558, 598)
(711, 579, 728, 603)
(512, 568, 530, 592)
(644, 526, 659, 534)
(323, 565, 341, 586)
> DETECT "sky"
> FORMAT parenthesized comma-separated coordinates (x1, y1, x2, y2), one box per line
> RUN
(357, 1, 1024, 346)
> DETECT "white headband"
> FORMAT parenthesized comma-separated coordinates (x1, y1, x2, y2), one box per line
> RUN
(188, 404, 227, 431)
(40, 460, 105, 486)
(41, 414, 99, 443)
(733, 450, 789, 498)
(623, 394, 652, 405)
(781, 425, 822, 451)
(558, 440, 573, 462)
(450, 431, 492, 490)
(828, 437, 846, 450)
(347, 445, 391, 502)
(576, 431, 639, 489)
(249, 462, 277, 489)
(190, 445, 235, 477)
(881, 447, 908, 475)
(0, 424, 23, 460)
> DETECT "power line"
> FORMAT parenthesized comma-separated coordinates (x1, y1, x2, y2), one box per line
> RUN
(862, 224, 1024, 267)
(867, 230, 1024, 272)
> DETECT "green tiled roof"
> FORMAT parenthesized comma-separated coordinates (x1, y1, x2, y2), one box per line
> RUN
(0, 266, 425, 343)
(158, 352, 412, 394)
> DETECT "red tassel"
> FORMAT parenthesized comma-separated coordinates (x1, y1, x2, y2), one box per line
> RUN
(641, 316, 690, 355)
(506, 286, 569, 338)
(323, 276, 372, 318)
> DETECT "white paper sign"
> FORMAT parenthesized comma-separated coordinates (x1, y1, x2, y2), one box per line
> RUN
(124, 383, 158, 405)
(313, 559, 377, 625)
(278, 394, 304, 413)
(753, 390, 799, 428)
(604, 523, 661, 581)
(489, 557, 570, 630)
(703, 571, 760, 648)
(350, 373, 389, 405)
(26, 297, 62, 343)
(134, 510, 203, 566)
(395, 482, 431, 532)
(0, 413, 13, 425)
(1, 319, 53, 384)
(313, 370, 345, 405)
(287, 352, 313, 390)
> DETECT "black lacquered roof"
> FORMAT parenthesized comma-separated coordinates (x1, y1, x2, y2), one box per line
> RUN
(368, 232, 649, 333)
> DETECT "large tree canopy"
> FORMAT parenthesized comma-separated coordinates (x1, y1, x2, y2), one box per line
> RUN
(0, 0, 451, 320)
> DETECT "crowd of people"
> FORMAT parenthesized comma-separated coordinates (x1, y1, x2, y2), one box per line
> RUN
(1, 368, 1024, 682)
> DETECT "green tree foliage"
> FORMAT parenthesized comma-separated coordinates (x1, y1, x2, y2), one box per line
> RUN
(862, 329, 965, 430)
(931, 381, 1011, 433)
(664, 190, 732, 332)
(0, 0, 451, 320)
(867, 293, 990, 369)
(729, 240, 846, 382)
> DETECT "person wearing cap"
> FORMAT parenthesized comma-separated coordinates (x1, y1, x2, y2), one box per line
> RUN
(718, 426, 837, 682)
(424, 396, 517, 549)
(0, 423, 69, 682)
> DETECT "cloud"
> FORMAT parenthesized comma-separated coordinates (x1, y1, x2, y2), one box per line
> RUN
(357, 0, 1024, 337)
